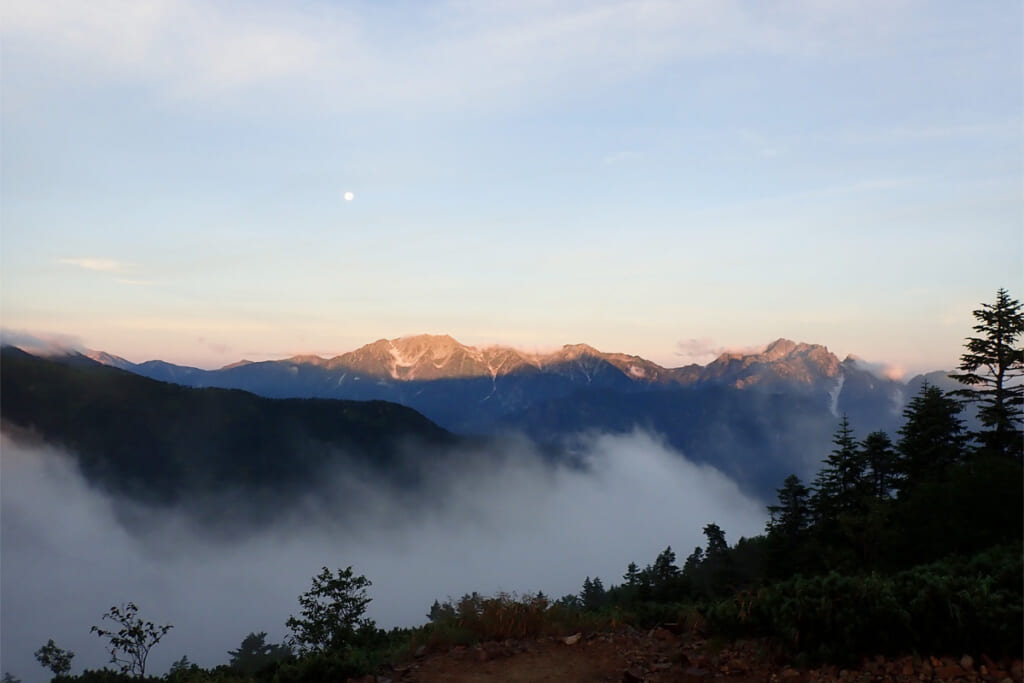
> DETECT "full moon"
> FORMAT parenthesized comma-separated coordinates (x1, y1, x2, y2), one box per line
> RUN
(344, 191, 355, 201)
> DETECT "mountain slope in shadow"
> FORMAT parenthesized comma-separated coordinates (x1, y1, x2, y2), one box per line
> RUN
(1, 346, 456, 509)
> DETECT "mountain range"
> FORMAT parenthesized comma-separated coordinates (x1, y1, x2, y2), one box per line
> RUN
(2, 334, 963, 505)
(68, 334, 959, 497)
(87, 334, 860, 386)
(82, 334, 924, 424)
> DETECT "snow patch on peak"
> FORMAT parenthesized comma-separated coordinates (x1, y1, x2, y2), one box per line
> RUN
(386, 341, 406, 380)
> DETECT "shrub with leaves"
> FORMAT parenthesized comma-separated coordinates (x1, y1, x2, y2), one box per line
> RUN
(227, 631, 292, 675)
(35, 639, 75, 677)
(90, 602, 172, 677)
(286, 566, 376, 655)
(704, 543, 1023, 663)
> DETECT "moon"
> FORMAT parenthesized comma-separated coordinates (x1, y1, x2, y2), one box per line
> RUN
(344, 191, 355, 201)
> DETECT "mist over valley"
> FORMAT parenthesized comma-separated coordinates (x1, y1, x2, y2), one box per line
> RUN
(1, 426, 768, 680)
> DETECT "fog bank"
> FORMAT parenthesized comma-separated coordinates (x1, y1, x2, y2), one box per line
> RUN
(1, 430, 766, 681)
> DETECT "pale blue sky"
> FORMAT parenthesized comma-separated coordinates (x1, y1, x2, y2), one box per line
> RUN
(2, 0, 1021, 374)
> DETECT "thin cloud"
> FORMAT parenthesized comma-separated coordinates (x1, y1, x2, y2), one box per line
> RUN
(2, 0, 918, 112)
(846, 355, 907, 382)
(675, 337, 720, 363)
(58, 257, 128, 272)
(197, 337, 232, 356)
(675, 337, 767, 365)
(0, 329, 84, 354)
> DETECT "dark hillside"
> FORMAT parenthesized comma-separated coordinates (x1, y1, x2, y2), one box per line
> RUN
(0, 346, 455, 504)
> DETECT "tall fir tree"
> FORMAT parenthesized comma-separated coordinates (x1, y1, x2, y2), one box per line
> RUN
(651, 547, 680, 585)
(702, 523, 728, 560)
(859, 431, 898, 501)
(682, 547, 704, 575)
(811, 416, 865, 520)
(896, 382, 966, 493)
(622, 562, 641, 587)
(950, 288, 1024, 461)
(767, 474, 811, 538)
(580, 576, 605, 610)
(765, 474, 813, 577)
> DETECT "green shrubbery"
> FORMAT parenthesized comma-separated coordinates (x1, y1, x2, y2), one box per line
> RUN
(704, 543, 1023, 664)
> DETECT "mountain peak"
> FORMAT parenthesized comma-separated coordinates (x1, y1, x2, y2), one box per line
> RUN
(704, 338, 840, 388)
(85, 350, 136, 370)
(557, 343, 601, 359)
(763, 338, 798, 360)
(395, 333, 459, 345)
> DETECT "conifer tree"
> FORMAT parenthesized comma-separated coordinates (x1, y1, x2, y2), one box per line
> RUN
(896, 383, 966, 493)
(950, 288, 1024, 460)
(767, 474, 811, 537)
(580, 576, 605, 610)
(649, 547, 681, 600)
(622, 562, 641, 587)
(859, 431, 898, 501)
(702, 523, 728, 560)
(765, 474, 813, 576)
(651, 547, 680, 585)
(811, 416, 865, 520)
(682, 547, 702, 572)
(700, 523, 734, 595)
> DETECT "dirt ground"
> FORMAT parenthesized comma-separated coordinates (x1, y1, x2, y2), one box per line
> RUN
(373, 629, 1024, 683)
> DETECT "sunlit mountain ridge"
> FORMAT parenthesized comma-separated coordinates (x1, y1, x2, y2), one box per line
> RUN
(53, 333, 962, 498)
(83, 333, 918, 390)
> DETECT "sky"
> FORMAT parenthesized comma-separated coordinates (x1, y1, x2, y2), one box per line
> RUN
(1, 0, 1021, 374)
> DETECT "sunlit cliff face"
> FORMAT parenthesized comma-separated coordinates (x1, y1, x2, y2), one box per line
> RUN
(702, 339, 844, 388)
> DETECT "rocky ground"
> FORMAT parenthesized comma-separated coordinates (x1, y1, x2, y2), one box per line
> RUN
(352, 627, 1024, 683)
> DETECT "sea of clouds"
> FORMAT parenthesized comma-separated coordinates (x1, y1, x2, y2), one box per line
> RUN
(1, 430, 766, 681)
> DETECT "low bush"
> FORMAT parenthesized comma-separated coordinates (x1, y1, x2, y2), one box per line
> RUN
(704, 543, 1023, 664)
(413, 591, 618, 652)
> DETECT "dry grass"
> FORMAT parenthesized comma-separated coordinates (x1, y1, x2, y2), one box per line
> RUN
(412, 592, 618, 652)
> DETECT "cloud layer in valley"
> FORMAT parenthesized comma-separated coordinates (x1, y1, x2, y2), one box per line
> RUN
(0, 430, 766, 681)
